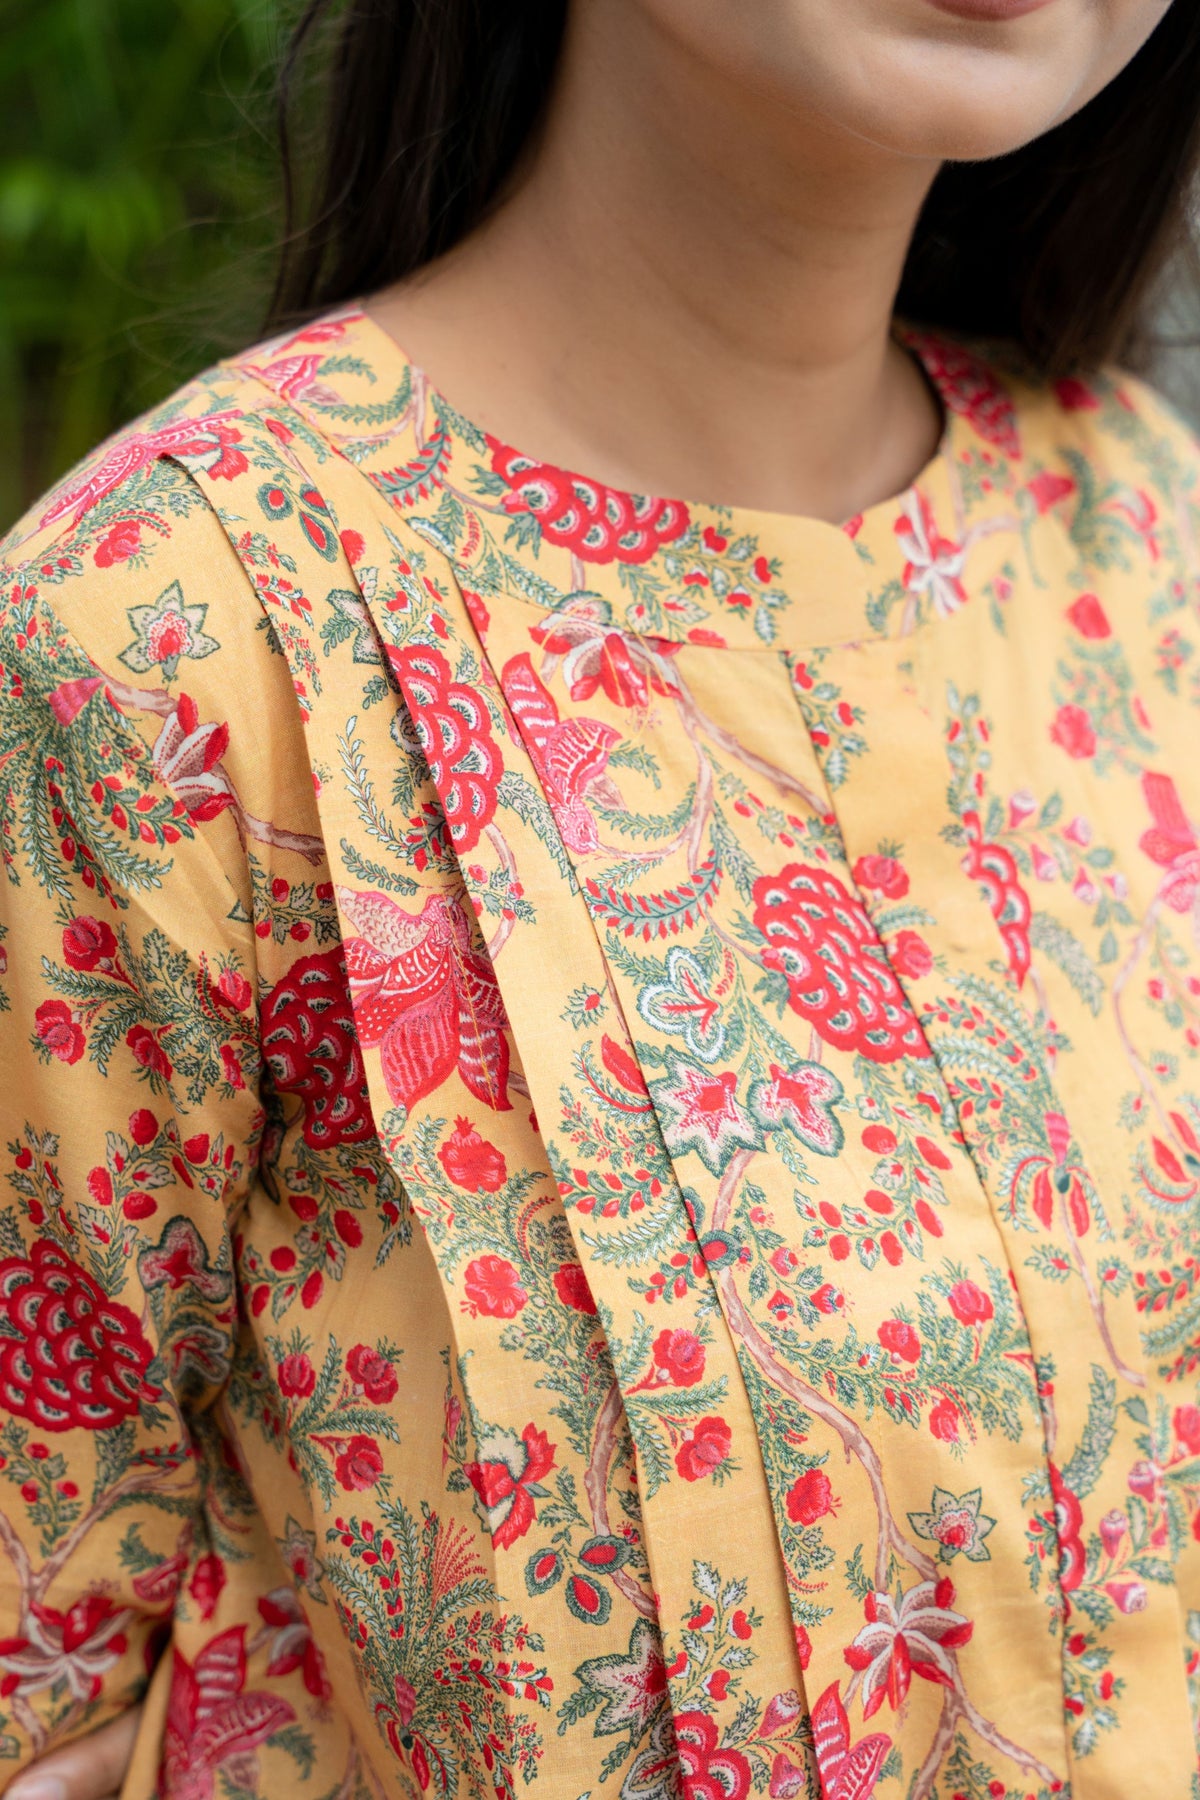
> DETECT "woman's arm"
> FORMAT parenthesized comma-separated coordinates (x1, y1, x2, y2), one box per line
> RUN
(0, 482, 277, 1783)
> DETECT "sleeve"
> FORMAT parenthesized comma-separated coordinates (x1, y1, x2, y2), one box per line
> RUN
(0, 476, 317, 1772)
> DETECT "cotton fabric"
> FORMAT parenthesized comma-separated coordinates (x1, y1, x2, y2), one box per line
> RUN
(1, 305, 1200, 1799)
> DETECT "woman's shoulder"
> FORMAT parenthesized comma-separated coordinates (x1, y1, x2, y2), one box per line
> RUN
(902, 316, 1198, 482)
(902, 319, 1200, 606)
(0, 318, 374, 890)
(0, 305, 385, 591)
(0, 308, 391, 699)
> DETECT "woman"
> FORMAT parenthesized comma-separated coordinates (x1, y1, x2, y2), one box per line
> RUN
(3, 1, 1200, 1796)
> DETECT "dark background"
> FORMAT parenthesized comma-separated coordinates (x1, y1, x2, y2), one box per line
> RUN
(4, 0, 1200, 529)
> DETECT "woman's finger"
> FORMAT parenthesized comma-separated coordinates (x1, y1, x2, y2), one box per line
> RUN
(1, 1703, 144, 1800)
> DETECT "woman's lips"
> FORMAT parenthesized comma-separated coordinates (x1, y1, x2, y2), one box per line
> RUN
(925, 0, 1056, 19)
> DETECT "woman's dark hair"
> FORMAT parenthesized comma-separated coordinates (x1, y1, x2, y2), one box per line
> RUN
(268, 0, 1200, 379)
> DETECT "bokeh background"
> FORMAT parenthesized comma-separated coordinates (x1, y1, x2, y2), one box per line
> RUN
(2, 0, 287, 528)
(4, 0, 1200, 531)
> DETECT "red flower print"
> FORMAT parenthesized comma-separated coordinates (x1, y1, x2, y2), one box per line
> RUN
(852, 855, 909, 900)
(581, 632, 674, 709)
(386, 643, 502, 852)
(151, 693, 236, 823)
(216, 967, 253, 1012)
(894, 492, 967, 619)
(161, 1627, 295, 1800)
(888, 929, 933, 980)
(188, 1553, 226, 1623)
(500, 652, 622, 855)
(465, 1423, 555, 1548)
(219, 1044, 246, 1090)
(601, 1033, 652, 1104)
(1175, 1404, 1200, 1455)
(0, 1593, 131, 1705)
(1066, 592, 1111, 638)
(960, 808, 1032, 988)
(1049, 1463, 1087, 1593)
(928, 1400, 960, 1442)
(126, 1023, 173, 1080)
(786, 1468, 839, 1528)
(436, 1116, 508, 1191)
(138, 1218, 230, 1299)
(0, 1239, 156, 1431)
(93, 519, 143, 566)
(34, 999, 85, 1065)
(129, 1107, 159, 1146)
(753, 864, 930, 1064)
(258, 1587, 332, 1702)
(531, 610, 681, 711)
(260, 949, 375, 1149)
(62, 916, 118, 971)
(878, 1319, 921, 1364)
(1138, 771, 1199, 914)
(1049, 703, 1096, 760)
(673, 1710, 752, 1800)
(845, 1578, 973, 1718)
(277, 1352, 316, 1399)
(809, 1681, 892, 1800)
(675, 1416, 732, 1482)
(488, 437, 689, 564)
(346, 1343, 398, 1403)
(947, 1279, 993, 1327)
(554, 1261, 598, 1315)
(335, 1435, 384, 1491)
(898, 328, 1020, 455)
(464, 1255, 528, 1319)
(1027, 471, 1076, 514)
(1054, 376, 1100, 411)
(338, 885, 512, 1114)
(651, 1327, 705, 1387)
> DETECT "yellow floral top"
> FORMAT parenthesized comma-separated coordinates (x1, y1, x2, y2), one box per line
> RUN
(1, 304, 1200, 1800)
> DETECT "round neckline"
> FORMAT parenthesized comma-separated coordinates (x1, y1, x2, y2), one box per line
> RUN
(272, 304, 1027, 652)
(357, 298, 955, 541)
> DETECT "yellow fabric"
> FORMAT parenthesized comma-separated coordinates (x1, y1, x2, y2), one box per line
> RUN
(1, 306, 1199, 1799)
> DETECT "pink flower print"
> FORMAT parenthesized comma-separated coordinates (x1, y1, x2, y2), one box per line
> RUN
(337, 886, 512, 1114)
(36, 413, 247, 535)
(162, 1627, 295, 1800)
(1007, 790, 1037, 829)
(239, 352, 347, 408)
(1138, 771, 1199, 914)
(500, 652, 622, 854)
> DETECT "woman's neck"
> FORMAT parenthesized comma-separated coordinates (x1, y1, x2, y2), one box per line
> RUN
(367, 0, 947, 521)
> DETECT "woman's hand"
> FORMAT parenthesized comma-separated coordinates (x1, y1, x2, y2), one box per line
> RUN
(1, 1705, 144, 1800)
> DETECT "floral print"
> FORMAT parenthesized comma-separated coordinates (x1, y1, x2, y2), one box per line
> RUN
(2, 301, 1200, 1799)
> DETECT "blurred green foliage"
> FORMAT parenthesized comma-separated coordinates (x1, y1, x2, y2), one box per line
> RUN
(1, 0, 290, 527)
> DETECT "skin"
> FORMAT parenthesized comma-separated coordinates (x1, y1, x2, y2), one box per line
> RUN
(0, 0, 1174, 1795)
(366, 0, 1175, 523)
